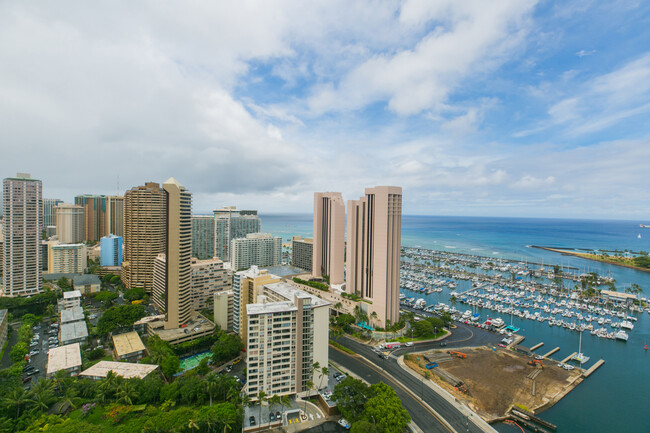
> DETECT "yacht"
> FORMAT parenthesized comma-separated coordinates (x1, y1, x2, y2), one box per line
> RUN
(615, 330, 629, 341)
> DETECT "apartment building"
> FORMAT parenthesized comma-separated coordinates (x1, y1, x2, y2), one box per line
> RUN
(100, 234, 123, 267)
(191, 215, 215, 260)
(232, 266, 281, 341)
(74, 194, 107, 242)
(106, 196, 124, 237)
(2, 173, 43, 297)
(230, 233, 282, 271)
(43, 198, 63, 228)
(246, 281, 329, 400)
(47, 242, 87, 274)
(291, 236, 313, 272)
(214, 290, 234, 332)
(189, 257, 232, 310)
(214, 207, 260, 262)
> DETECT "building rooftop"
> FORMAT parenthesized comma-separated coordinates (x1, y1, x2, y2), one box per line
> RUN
(112, 331, 145, 357)
(80, 361, 158, 380)
(265, 281, 330, 308)
(60, 321, 88, 342)
(73, 274, 101, 286)
(247, 301, 297, 316)
(47, 343, 82, 375)
(63, 290, 82, 300)
(43, 273, 82, 282)
(149, 312, 215, 343)
(601, 290, 637, 299)
(133, 314, 165, 326)
(61, 306, 85, 324)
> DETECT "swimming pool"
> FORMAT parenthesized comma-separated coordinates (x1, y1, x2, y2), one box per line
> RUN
(179, 351, 212, 371)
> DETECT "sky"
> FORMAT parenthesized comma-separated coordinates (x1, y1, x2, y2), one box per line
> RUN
(1, 0, 650, 220)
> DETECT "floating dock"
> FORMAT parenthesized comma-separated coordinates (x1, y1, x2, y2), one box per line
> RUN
(542, 347, 560, 358)
(583, 359, 605, 377)
(560, 352, 577, 364)
(530, 342, 544, 351)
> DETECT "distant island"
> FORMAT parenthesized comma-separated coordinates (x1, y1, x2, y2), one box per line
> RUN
(532, 246, 650, 273)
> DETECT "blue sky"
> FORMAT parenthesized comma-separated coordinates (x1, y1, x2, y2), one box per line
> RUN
(1, 0, 649, 219)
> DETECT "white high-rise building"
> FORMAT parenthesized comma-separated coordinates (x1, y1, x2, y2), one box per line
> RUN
(2, 173, 43, 297)
(230, 233, 281, 271)
(246, 281, 329, 400)
(213, 207, 260, 262)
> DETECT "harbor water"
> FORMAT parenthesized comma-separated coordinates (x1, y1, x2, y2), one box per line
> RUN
(262, 214, 650, 433)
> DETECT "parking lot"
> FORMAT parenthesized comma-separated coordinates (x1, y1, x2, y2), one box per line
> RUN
(22, 321, 56, 385)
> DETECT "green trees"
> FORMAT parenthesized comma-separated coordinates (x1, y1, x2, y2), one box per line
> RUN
(123, 288, 146, 302)
(332, 377, 410, 433)
(210, 333, 243, 365)
(95, 304, 145, 336)
(94, 291, 119, 308)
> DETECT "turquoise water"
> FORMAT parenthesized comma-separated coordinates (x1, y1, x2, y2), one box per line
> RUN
(261, 213, 650, 433)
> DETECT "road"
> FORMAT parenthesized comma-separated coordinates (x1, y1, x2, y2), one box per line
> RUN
(330, 322, 503, 433)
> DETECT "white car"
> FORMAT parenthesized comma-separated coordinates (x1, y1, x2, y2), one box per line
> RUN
(338, 418, 351, 429)
(405, 342, 414, 347)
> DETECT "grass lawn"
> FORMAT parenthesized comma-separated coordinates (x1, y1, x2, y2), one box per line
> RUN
(396, 330, 448, 343)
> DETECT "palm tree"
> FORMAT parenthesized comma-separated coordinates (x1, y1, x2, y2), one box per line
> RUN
(267, 395, 281, 431)
(60, 387, 81, 411)
(279, 395, 291, 419)
(3, 387, 28, 418)
(256, 390, 267, 428)
(28, 380, 55, 414)
(205, 373, 219, 406)
(116, 381, 138, 405)
(318, 366, 329, 391)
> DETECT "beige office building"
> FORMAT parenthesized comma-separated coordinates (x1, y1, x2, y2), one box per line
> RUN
(55, 203, 84, 244)
(312, 192, 345, 285)
(246, 281, 329, 400)
(121, 183, 166, 291)
(106, 196, 124, 237)
(346, 186, 402, 328)
(232, 266, 281, 342)
(2, 173, 43, 297)
(47, 242, 87, 274)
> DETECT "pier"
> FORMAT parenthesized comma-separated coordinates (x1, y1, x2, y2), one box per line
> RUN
(583, 359, 605, 377)
(542, 347, 560, 358)
(530, 342, 544, 351)
(560, 352, 577, 364)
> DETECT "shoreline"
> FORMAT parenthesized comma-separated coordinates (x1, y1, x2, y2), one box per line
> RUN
(530, 246, 650, 274)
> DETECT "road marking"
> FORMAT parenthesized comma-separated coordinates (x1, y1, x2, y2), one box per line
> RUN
(330, 344, 456, 433)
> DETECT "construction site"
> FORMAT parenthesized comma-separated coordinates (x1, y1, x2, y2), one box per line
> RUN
(404, 346, 586, 423)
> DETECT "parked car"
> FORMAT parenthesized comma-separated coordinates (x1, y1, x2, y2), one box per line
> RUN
(249, 416, 256, 426)
(269, 413, 275, 422)
(439, 342, 447, 347)
(405, 342, 414, 347)
(338, 418, 351, 429)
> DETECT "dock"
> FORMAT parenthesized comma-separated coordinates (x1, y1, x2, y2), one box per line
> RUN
(560, 352, 577, 364)
(530, 342, 544, 351)
(583, 359, 605, 377)
(542, 347, 560, 358)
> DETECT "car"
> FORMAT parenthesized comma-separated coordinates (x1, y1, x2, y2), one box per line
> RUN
(498, 343, 507, 348)
(269, 413, 275, 422)
(405, 342, 414, 347)
(249, 416, 256, 426)
(439, 342, 447, 347)
(233, 359, 241, 365)
(338, 418, 351, 429)
(225, 365, 233, 372)
(29, 350, 40, 356)
(22, 376, 32, 383)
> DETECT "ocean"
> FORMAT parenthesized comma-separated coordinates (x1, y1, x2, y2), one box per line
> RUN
(261, 214, 650, 433)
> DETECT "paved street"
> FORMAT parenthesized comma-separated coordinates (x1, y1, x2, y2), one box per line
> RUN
(330, 322, 503, 433)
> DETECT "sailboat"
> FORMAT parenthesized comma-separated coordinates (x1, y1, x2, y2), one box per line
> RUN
(638, 234, 642, 239)
(572, 329, 590, 364)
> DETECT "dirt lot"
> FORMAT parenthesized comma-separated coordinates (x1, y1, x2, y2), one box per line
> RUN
(406, 347, 582, 420)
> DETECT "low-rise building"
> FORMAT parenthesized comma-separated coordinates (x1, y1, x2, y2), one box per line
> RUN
(79, 361, 159, 380)
(190, 257, 232, 310)
(601, 290, 637, 305)
(214, 290, 234, 332)
(46, 343, 82, 378)
(291, 236, 313, 271)
(62, 290, 82, 309)
(73, 274, 101, 295)
(60, 306, 85, 324)
(133, 314, 165, 336)
(59, 321, 88, 346)
(112, 331, 147, 362)
(245, 281, 329, 400)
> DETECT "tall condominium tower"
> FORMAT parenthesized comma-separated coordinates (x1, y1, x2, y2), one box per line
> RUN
(230, 233, 282, 271)
(106, 196, 124, 237)
(346, 186, 402, 328)
(312, 192, 345, 285)
(100, 234, 123, 267)
(43, 198, 63, 228)
(55, 203, 84, 244)
(213, 207, 260, 262)
(2, 173, 43, 297)
(74, 194, 107, 242)
(121, 183, 166, 291)
(161, 178, 193, 329)
(191, 215, 215, 260)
